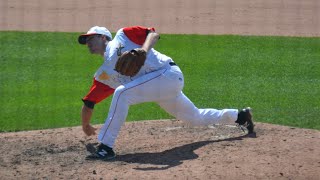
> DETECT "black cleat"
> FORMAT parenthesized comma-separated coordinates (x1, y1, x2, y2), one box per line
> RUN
(235, 107, 255, 134)
(86, 143, 116, 161)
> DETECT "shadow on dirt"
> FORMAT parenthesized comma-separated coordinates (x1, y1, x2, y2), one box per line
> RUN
(86, 133, 256, 171)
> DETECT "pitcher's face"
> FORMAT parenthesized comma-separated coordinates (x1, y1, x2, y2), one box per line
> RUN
(86, 35, 106, 55)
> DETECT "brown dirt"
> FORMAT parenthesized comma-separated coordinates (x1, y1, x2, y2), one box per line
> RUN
(1, 0, 320, 179)
(1, 0, 320, 36)
(0, 120, 319, 180)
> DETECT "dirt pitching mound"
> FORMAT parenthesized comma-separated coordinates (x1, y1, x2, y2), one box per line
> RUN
(0, 120, 319, 179)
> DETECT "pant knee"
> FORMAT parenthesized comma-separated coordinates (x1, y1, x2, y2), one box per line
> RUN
(114, 85, 125, 96)
(178, 109, 204, 126)
(114, 85, 129, 102)
(115, 85, 139, 105)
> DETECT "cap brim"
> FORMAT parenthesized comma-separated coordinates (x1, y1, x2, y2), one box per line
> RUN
(78, 33, 98, 44)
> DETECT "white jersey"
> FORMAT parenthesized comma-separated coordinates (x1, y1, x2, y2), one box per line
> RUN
(94, 28, 174, 88)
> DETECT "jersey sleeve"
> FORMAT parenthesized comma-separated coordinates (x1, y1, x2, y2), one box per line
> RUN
(123, 26, 156, 45)
(82, 78, 115, 107)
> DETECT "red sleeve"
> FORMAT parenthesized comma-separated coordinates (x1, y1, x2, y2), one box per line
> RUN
(123, 26, 156, 45)
(82, 79, 115, 104)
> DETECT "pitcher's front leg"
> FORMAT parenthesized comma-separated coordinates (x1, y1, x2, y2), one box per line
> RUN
(98, 85, 129, 148)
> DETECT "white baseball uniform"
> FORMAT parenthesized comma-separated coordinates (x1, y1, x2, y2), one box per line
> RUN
(92, 26, 239, 148)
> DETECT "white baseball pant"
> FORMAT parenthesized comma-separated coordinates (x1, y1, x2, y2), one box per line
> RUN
(98, 65, 239, 148)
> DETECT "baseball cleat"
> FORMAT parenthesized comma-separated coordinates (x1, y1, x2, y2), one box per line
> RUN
(235, 107, 255, 134)
(86, 143, 116, 161)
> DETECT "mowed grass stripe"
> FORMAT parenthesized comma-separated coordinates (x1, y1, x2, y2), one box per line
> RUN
(0, 31, 319, 132)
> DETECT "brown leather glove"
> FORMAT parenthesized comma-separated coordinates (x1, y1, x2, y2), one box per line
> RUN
(115, 48, 147, 77)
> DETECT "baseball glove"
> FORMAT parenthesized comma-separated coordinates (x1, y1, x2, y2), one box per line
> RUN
(115, 48, 147, 77)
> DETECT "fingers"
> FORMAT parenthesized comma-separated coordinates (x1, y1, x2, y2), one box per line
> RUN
(88, 127, 96, 136)
(86, 130, 95, 136)
(91, 128, 97, 135)
(83, 125, 97, 136)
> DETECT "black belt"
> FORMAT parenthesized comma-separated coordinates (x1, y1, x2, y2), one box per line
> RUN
(169, 62, 177, 66)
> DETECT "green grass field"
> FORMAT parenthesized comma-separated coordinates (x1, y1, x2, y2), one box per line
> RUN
(0, 32, 319, 132)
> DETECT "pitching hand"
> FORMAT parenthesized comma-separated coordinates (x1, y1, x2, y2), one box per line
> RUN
(82, 124, 97, 136)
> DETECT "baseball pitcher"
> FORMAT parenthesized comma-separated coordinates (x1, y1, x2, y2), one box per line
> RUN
(78, 26, 255, 160)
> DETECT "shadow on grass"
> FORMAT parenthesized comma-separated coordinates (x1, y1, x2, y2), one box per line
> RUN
(86, 133, 256, 171)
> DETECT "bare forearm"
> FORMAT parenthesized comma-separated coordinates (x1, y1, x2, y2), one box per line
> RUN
(141, 32, 160, 53)
(81, 105, 93, 126)
(81, 105, 97, 136)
